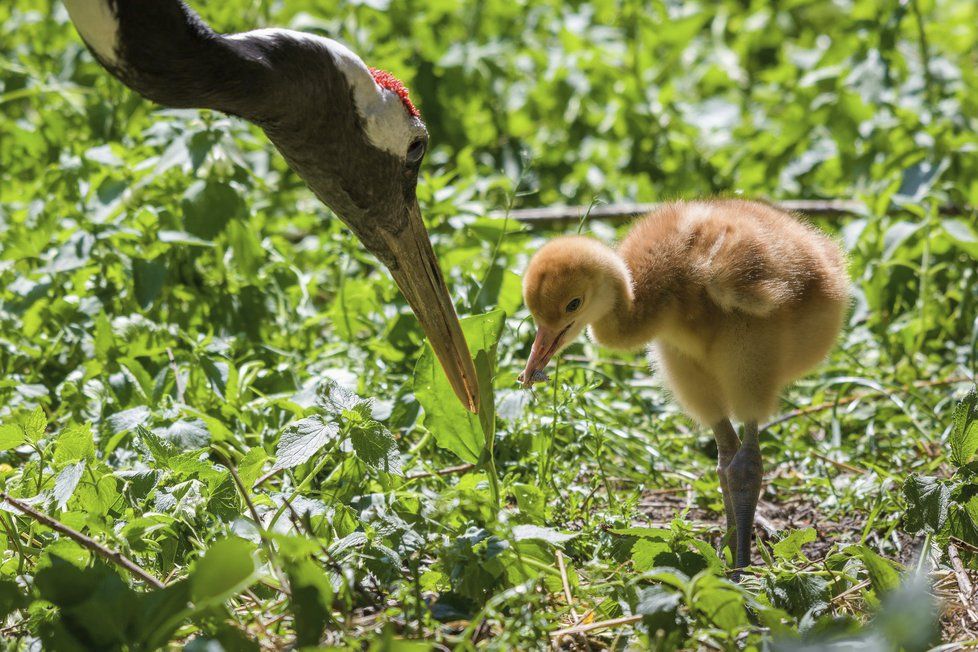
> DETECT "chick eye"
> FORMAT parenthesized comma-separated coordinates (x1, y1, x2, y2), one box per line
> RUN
(406, 138, 426, 164)
(565, 297, 582, 313)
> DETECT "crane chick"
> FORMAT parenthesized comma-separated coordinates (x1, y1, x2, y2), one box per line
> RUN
(518, 199, 850, 572)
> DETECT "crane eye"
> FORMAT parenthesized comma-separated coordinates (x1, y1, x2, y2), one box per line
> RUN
(406, 138, 426, 164)
(565, 297, 582, 312)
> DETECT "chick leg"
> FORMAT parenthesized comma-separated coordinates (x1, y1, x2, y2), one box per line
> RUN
(712, 419, 740, 559)
(726, 420, 762, 570)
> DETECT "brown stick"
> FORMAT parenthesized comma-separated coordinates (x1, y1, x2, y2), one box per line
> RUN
(550, 614, 642, 638)
(1, 492, 164, 589)
(555, 550, 592, 650)
(492, 199, 972, 226)
(830, 579, 871, 605)
(812, 452, 866, 475)
(948, 543, 975, 598)
(405, 463, 476, 481)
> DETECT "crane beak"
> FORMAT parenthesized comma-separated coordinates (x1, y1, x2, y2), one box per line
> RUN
(379, 201, 480, 413)
(518, 322, 571, 388)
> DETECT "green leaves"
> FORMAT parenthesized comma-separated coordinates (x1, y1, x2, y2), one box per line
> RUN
(772, 527, 817, 562)
(54, 424, 95, 465)
(181, 180, 244, 240)
(0, 424, 24, 450)
(903, 475, 950, 534)
(350, 426, 401, 476)
(271, 417, 340, 472)
(191, 537, 257, 608)
(854, 545, 901, 594)
(950, 388, 978, 467)
(414, 310, 505, 464)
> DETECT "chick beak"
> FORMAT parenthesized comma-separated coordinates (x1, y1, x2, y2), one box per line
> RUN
(518, 323, 570, 388)
(379, 200, 479, 413)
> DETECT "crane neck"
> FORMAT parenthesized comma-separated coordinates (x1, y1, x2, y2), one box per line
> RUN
(588, 250, 674, 351)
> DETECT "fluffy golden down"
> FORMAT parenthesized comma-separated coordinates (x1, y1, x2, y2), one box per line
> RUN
(521, 199, 850, 424)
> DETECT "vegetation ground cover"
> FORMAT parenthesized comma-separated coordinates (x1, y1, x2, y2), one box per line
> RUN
(1, 0, 977, 649)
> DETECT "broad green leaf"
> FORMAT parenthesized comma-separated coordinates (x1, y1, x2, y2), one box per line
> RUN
(54, 424, 95, 465)
(190, 537, 257, 608)
(350, 425, 402, 476)
(765, 572, 829, 617)
(413, 310, 505, 464)
(271, 416, 339, 472)
(107, 406, 151, 435)
(181, 180, 243, 239)
(771, 527, 816, 562)
(631, 538, 672, 572)
(137, 425, 177, 467)
(690, 573, 747, 630)
(902, 475, 950, 534)
(24, 406, 46, 443)
(287, 559, 334, 647)
(133, 580, 193, 649)
(949, 388, 978, 468)
(132, 258, 166, 309)
(855, 545, 901, 594)
(636, 585, 683, 636)
(237, 447, 268, 488)
(0, 578, 26, 621)
(53, 461, 86, 510)
(0, 424, 24, 450)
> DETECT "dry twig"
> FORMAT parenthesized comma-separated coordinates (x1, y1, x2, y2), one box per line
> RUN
(406, 463, 476, 481)
(1, 492, 164, 589)
(551, 614, 642, 639)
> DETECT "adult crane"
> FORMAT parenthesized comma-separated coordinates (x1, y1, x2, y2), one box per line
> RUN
(64, 0, 480, 411)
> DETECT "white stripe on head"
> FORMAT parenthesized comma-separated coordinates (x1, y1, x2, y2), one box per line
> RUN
(231, 28, 418, 158)
(64, 0, 120, 65)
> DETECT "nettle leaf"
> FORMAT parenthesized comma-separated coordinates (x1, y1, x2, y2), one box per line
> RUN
(690, 573, 747, 630)
(636, 584, 683, 635)
(950, 388, 978, 468)
(132, 257, 166, 309)
(272, 416, 340, 472)
(287, 558, 334, 647)
(631, 538, 672, 572)
(237, 447, 268, 489)
(317, 381, 363, 415)
(0, 424, 24, 450)
(191, 538, 257, 608)
(53, 461, 86, 510)
(414, 310, 505, 464)
(350, 425, 402, 476)
(772, 527, 817, 562)
(107, 406, 151, 434)
(903, 475, 951, 534)
(137, 425, 177, 467)
(24, 406, 46, 443)
(181, 179, 243, 240)
(765, 572, 829, 618)
(54, 424, 95, 465)
(855, 545, 901, 594)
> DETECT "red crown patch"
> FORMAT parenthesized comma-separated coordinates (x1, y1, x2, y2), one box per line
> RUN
(369, 67, 420, 117)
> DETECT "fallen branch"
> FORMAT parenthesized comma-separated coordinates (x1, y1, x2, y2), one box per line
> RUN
(1, 492, 164, 589)
(811, 452, 866, 475)
(492, 199, 971, 226)
(550, 614, 642, 638)
(947, 543, 978, 624)
(555, 550, 592, 649)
